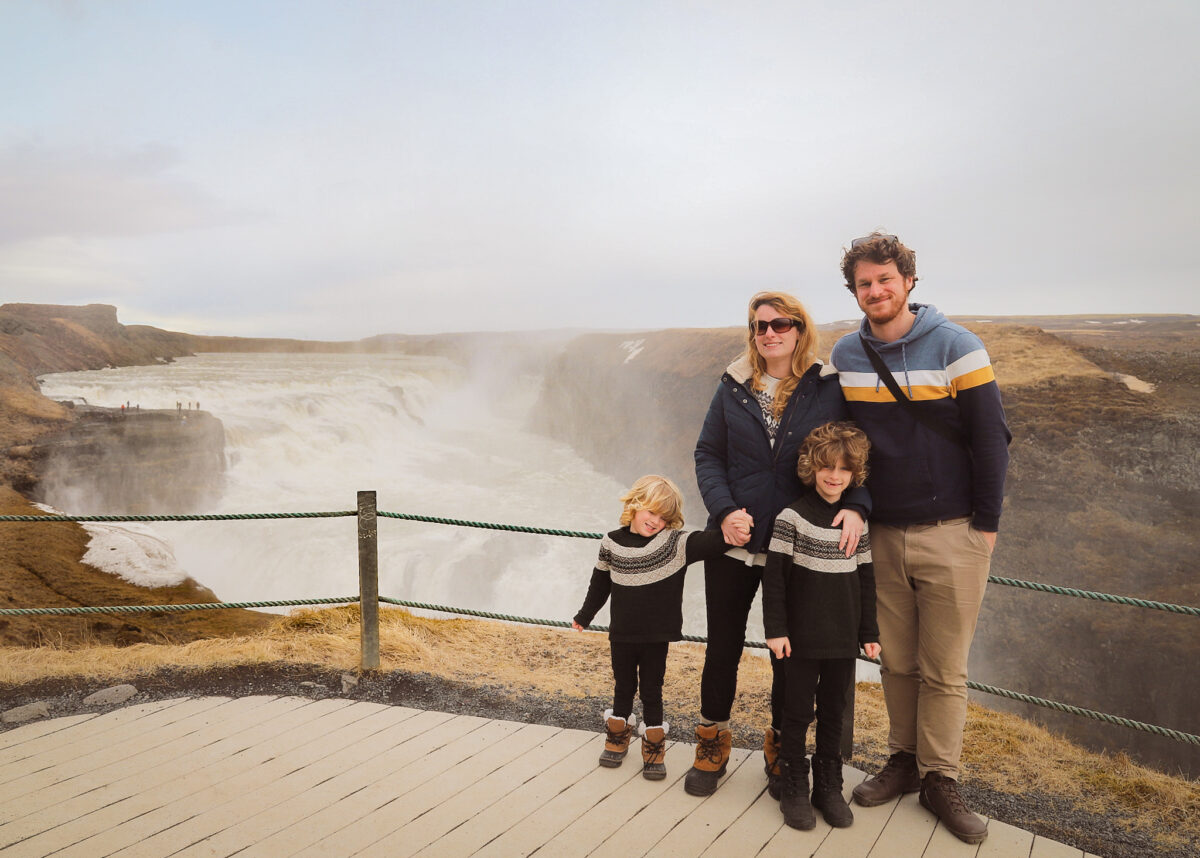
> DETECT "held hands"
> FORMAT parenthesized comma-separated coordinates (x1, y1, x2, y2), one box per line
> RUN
(831, 508, 864, 557)
(862, 642, 881, 659)
(766, 636, 791, 659)
(721, 508, 754, 546)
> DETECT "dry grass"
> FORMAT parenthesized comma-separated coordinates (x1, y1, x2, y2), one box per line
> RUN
(1, 605, 1195, 847)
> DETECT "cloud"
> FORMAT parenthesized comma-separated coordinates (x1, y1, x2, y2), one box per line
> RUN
(0, 142, 230, 245)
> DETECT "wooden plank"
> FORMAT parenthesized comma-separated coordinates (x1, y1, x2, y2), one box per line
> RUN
(595, 749, 753, 858)
(924, 815, 986, 857)
(976, 817, 1034, 858)
(701, 784, 788, 857)
(2, 697, 360, 858)
(90, 702, 404, 858)
(0, 696, 328, 848)
(868, 792, 937, 857)
(177, 712, 532, 858)
(0, 713, 99, 752)
(297, 718, 536, 858)
(648, 749, 766, 856)
(383, 726, 592, 858)
(0, 697, 193, 781)
(232, 708, 467, 857)
(1030, 835, 1085, 857)
(408, 730, 602, 857)
(0, 696, 240, 800)
(534, 740, 697, 857)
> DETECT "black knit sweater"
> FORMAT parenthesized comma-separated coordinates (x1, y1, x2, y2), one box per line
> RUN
(761, 489, 878, 659)
(573, 528, 730, 643)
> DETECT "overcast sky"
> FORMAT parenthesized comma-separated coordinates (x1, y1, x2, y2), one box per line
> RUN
(2, 1, 1197, 339)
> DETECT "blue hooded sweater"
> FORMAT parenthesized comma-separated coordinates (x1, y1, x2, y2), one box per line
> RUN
(829, 303, 1011, 531)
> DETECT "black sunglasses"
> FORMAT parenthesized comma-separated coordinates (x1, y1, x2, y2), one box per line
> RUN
(851, 233, 898, 248)
(752, 318, 802, 335)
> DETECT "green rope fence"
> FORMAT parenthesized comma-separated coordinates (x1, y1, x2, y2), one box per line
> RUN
(8, 510, 1195, 616)
(379, 597, 1200, 747)
(0, 598, 358, 616)
(4, 506, 1198, 745)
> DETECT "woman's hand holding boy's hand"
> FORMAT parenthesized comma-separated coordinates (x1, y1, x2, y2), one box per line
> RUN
(721, 508, 753, 546)
(571, 621, 583, 632)
(831, 508, 864, 557)
(766, 637, 791, 659)
(862, 642, 880, 659)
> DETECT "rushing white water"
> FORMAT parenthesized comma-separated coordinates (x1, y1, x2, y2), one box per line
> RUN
(36, 353, 734, 637)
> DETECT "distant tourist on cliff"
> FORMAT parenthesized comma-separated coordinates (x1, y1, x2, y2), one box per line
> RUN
(829, 231, 1011, 844)
(687, 291, 870, 799)
(572, 475, 745, 781)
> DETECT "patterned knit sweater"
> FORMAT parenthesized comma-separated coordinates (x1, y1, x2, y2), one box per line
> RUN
(574, 528, 730, 643)
(762, 489, 878, 659)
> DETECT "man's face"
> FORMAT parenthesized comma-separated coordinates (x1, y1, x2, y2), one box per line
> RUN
(853, 259, 913, 327)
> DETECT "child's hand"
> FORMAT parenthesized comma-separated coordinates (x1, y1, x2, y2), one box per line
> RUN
(572, 621, 584, 632)
(862, 642, 880, 659)
(766, 636, 791, 659)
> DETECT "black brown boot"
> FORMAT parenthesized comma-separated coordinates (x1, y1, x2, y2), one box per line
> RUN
(763, 727, 783, 799)
(683, 723, 731, 796)
(778, 757, 815, 830)
(919, 772, 988, 844)
(851, 750, 921, 806)
(811, 754, 853, 827)
(599, 709, 635, 767)
(640, 722, 668, 780)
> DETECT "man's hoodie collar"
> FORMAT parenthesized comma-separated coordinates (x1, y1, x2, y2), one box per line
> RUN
(858, 302, 947, 348)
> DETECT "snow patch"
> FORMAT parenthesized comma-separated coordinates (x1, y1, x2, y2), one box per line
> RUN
(1113, 373, 1156, 394)
(620, 339, 645, 364)
(34, 503, 189, 587)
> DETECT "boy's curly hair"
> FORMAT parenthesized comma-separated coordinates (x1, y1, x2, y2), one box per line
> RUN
(796, 422, 870, 487)
(619, 474, 685, 530)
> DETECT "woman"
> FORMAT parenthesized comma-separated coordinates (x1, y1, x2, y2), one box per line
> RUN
(685, 291, 869, 798)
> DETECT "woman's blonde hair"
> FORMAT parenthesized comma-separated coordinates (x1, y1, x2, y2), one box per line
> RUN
(744, 291, 818, 418)
(618, 474, 685, 530)
(796, 421, 871, 487)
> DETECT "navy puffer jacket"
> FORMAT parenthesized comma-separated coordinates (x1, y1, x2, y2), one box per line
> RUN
(694, 355, 870, 555)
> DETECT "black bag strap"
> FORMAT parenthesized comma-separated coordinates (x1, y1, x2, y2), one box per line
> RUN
(858, 334, 968, 449)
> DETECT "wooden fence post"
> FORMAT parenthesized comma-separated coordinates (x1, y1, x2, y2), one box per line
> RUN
(357, 490, 380, 670)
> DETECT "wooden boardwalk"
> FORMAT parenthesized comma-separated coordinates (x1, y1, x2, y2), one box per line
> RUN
(0, 695, 1100, 857)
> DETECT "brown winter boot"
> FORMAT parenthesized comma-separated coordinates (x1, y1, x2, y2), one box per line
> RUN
(763, 727, 783, 799)
(852, 750, 921, 806)
(811, 753, 853, 827)
(683, 723, 732, 796)
(599, 710, 635, 767)
(919, 772, 988, 844)
(640, 722, 668, 780)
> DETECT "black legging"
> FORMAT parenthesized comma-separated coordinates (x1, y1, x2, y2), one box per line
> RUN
(699, 553, 785, 726)
(611, 640, 669, 726)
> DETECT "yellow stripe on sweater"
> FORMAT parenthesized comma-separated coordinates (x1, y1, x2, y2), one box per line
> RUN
(840, 384, 952, 403)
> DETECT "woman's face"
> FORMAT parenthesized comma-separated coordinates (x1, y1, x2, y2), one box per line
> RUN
(753, 304, 800, 371)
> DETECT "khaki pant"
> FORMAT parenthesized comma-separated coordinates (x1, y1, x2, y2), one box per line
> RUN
(872, 517, 992, 778)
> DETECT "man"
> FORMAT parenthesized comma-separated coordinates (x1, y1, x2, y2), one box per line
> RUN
(829, 232, 1011, 845)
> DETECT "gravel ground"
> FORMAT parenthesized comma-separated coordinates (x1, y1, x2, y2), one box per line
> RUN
(1, 663, 1188, 858)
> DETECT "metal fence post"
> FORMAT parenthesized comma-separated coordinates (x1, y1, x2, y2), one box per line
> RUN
(357, 490, 380, 670)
